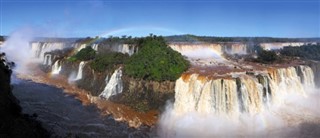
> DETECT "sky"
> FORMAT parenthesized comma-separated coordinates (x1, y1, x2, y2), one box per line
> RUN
(0, 0, 319, 38)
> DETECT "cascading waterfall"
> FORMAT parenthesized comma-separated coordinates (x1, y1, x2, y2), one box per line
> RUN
(223, 43, 247, 55)
(75, 61, 86, 80)
(99, 67, 123, 99)
(31, 42, 65, 60)
(51, 60, 62, 75)
(159, 65, 318, 137)
(43, 54, 52, 65)
(174, 74, 239, 115)
(76, 44, 87, 52)
(173, 65, 315, 116)
(296, 65, 315, 87)
(237, 75, 265, 114)
(110, 44, 136, 56)
(169, 43, 248, 56)
(91, 44, 99, 51)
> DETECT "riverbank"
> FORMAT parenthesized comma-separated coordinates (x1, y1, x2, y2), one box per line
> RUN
(17, 63, 158, 128)
(12, 76, 152, 137)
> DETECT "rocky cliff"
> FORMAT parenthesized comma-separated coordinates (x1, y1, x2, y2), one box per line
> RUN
(42, 58, 175, 112)
(0, 53, 49, 137)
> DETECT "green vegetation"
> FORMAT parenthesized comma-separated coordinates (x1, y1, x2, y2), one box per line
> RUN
(99, 35, 140, 46)
(246, 45, 279, 64)
(69, 46, 96, 61)
(70, 35, 189, 81)
(90, 52, 129, 72)
(256, 49, 278, 63)
(124, 35, 189, 81)
(280, 44, 320, 61)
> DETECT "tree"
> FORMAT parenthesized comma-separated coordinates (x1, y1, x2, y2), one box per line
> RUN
(69, 46, 96, 61)
(125, 36, 189, 81)
(257, 50, 278, 63)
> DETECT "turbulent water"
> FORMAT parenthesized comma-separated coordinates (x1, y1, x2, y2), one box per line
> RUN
(12, 76, 150, 137)
(159, 65, 320, 137)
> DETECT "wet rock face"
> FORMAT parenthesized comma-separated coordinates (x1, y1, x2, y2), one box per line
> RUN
(125, 78, 175, 94)
(110, 76, 175, 112)
(59, 60, 78, 76)
(76, 65, 107, 96)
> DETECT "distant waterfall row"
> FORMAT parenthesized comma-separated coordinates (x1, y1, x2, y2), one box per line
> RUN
(31, 42, 138, 67)
(31, 42, 65, 61)
(173, 65, 315, 116)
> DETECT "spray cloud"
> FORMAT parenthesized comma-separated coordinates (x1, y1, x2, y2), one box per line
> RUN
(0, 27, 37, 74)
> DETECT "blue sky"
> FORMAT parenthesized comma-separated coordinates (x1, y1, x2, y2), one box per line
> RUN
(1, 0, 319, 37)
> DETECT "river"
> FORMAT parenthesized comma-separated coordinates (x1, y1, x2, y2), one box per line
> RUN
(12, 76, 151, 137)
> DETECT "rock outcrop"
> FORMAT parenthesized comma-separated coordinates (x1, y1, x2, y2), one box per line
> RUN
(0, 53, 49, 137)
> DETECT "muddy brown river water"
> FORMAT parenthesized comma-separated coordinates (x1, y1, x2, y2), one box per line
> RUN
(12, 76, 152, 137)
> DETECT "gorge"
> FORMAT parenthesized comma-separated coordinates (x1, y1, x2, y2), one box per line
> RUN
(1, 35, 320, 137)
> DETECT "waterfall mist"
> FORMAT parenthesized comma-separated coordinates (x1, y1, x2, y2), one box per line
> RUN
(158, 88, 320, 137)
(68, 71, 78, 84)
(180, 47, 224, 60)
(0, 28, 36, 74)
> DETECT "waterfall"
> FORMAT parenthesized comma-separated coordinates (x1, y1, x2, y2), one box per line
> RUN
(31, 42, 65, 61)
(223, 43, 247, 55)
(296, 65, 315, 87)
(75, 61, 86, 80)
(109, 44, 136, 56)
(91, 44, 99, 51)
(51, 60, 62, 75)
(99, 67, 123, 99)
(76, 44, 87, 52)
(174, 74, 239, 115)
(173, 65, 315, 116)
(168, 43, 248, 57)
(121, 44, 135, 56)
(43, 54, 52, 65)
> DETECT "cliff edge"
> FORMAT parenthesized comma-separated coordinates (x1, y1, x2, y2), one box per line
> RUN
(0, 53, 49, 137)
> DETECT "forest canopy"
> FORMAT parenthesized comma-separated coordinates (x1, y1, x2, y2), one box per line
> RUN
(124, 35, 190, 81)
(280, 44, 320, 61)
